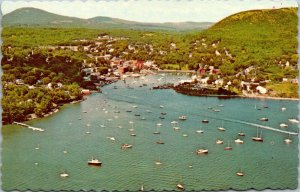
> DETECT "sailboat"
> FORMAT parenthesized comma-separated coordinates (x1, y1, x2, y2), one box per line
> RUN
(284, 134, 292, 144)
(217, 121, 225, 131)
(252, 128, 263, 142)
(140, 184, 144, 191)
(224, 141, 232, 150)
(153, 123, 161, 134)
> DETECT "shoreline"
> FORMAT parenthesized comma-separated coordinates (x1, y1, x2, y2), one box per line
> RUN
(6, 76, 298, 125)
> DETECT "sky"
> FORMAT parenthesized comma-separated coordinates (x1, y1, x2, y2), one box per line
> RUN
(1, 0, 298, 23)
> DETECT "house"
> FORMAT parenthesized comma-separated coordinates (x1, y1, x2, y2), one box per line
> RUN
(197, 68, 206, 75)
(132, 60, 144, 71)
(15, 79, 24, 85)
(81, 89, 91, 95)
(118, 66, 129, 74)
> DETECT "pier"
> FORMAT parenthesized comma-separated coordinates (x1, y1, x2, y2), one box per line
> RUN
(13, 122, 45, 132)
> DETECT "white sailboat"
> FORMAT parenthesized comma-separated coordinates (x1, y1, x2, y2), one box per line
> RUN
(284, 134, 292, 144)
(217, 120, 225, 131)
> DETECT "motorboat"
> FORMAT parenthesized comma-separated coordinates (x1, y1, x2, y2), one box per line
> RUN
(218, 127, 226, 131)
(234, 138, 244, 144)
(238, 132, 246, 136)
(202, 119, 209, 123)
(60, 171, 69, 178)
(176, 184, 184, 190)
(215, 139, 223, 144)
(196, 130, 204, 133)
(284, 138, 292, 144)
(236, 170, 244, 176)
(121, 144, 133, 149)
(196, 149, 208, 154)
(260, 117, 269, 121)
(156, 140, 165, 144)
(88, 158, 102, 166)
(288, 118, 299, 123)
(179, 116, 187, 120)
(279, 123, 288, 128)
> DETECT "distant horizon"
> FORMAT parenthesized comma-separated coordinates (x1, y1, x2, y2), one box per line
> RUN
(1, 0, 297, 23)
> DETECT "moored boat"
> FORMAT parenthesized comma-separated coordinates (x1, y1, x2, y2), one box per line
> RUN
(234, 138, 244, 144)
(121, 144, 133, 149)
(196, 149, 208, 154)
(176, 184, 184, 190)
(179, 115, 187, 120)
(252, 128, 263, 142)
(202, 119, 209, 123)
(215, 139, 223, 144)
(88, 158, 102, 166)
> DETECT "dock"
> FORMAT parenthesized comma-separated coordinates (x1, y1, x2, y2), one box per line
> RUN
(13, 122, 45, 132)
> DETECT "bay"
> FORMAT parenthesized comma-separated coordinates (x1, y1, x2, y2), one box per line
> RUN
(2, 74, 299, 191)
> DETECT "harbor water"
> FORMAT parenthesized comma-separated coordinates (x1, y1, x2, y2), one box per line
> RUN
(2, 74, 299, 191)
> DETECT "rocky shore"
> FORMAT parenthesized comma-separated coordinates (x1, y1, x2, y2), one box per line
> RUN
(153, 82, 237, 97)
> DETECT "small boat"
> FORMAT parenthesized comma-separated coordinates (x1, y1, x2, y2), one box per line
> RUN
(63, 149, 68, 154)
(236, 169, 244, 176)
(224, 141, 232, 150)
(252, 128, 263, 142)
(279, 123, 288, 128)
(218, 104, 224, 107)
(60, 171, 69, 178)
(35, 144, 40, 150)
(238, 132, 246, 136)
(88, 158, 102, 166)
(159, 116, 165, 119)
(106, 137, 116, 141)
(100, 125, 106, 128)
(196, 130, 204, 133)
(130, 133, 137, 136)
(171, 121, 178, 124)
(140, 117, 146, 120)
(202, 119, 209, 123)
(161, 112, 167, 115)
(179, 116, 187, 120)
(159, 105, 164, 108)
(196, 149, 208, 154)
(86, 131, 91, 134)
(114, 110, 120, 113)
(218, 127, 225, 131)
(173, 126, 180, 131)
(155, 161, 162, 165)
(135, 114, 141, 116)
(140, 184, 144, 191)
(121, 144, 133, 149)
(126, 110, 132, 112)
(182, 134, 188, 137)
(234, 138, 244, 144)
(128, 128, 134, 132)
(213, 109, 221, 112)
(284, 138, 292, 144)
(260, 117, 268, 121)
(263, 106, 269, 108)
(284, 134, 292, 144)
(281, 107, 287, 111)
(176, 183, 184, 190)
(132, 105, 138, 108)
(288, 118, 299, 123)
(156, 140, 165, 144)
(215, 139, 223, 144)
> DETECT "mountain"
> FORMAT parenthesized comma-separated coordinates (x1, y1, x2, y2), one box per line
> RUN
(192, 7, 298, 97)
(2, 7, 213, 31)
